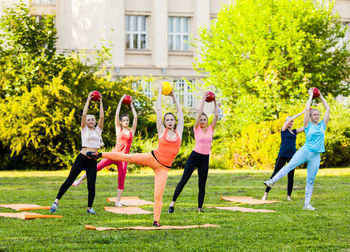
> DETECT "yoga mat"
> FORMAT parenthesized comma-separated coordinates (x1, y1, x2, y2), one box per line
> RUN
(104, 207, 152, 215)
(208, 206, 276, 213)
(220, 196, 279, 205)
(107, 197, 153, 206)
(0, 204, 50, 211)
(0, 212, 62, 220)
(85, 224, 219, 231)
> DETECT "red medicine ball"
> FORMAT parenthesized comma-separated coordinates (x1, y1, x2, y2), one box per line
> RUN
(91, 91, 101, 101)
(206, 91, 215, 102)
(123, 95, 132, 105)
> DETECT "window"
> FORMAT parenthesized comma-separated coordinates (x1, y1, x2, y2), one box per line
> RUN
(132, 80, 152, 99)
(32, 0, 55, 4)
(168, 17, 190, 51)
(174, 79, 194, 107)
(126, 16, 147, 49)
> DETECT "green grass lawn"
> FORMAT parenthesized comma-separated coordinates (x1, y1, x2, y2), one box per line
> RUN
(0, 168, 349, 251)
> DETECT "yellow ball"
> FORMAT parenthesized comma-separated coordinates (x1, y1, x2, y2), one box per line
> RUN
(161, 82, 172, 95)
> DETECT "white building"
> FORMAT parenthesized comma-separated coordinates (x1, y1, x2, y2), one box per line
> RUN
(1, 0, 350, 110)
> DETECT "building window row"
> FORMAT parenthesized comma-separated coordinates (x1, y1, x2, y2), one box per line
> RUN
(126, 15, 190, 51)
(132, 79, 194, 107)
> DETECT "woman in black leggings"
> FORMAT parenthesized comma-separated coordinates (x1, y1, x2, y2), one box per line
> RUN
(262, 111, 304, 201)
(49, 92, 104, 214)
(168, 91, 218, 213)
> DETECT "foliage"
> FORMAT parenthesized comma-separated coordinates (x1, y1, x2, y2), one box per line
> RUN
(195, 0, 350, 129)
(0, 3, 153, 170)
(211, 100, 350, 169)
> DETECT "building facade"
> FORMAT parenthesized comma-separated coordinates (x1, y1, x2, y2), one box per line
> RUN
(1, 0, 350, 110)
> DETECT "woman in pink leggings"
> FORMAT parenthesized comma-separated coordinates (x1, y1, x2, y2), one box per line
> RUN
(73, 94, 138, 207)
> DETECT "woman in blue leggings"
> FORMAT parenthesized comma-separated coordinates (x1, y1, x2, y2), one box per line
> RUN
(264, 88, 330, 210)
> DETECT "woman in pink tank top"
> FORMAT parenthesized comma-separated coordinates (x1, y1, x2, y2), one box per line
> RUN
(73, 95, 137, 207)
(169, 91, 219, 213)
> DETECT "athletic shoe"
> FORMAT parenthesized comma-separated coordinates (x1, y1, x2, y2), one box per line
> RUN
(287, 196, 292, 201)
(72, 180, 81, 187)
(153, 221, 160, 227)
(115, 201, 123, 207)
(261, 193, 268, 201)
(264, 179, 275, 187)
(87, 208, 97, 214)
(168, 206, 174, 214)
(197, 208, 204, 213)
(49, 202, 58, 213)
(86, 152, 102, 160)
(303, 204, 316, 210)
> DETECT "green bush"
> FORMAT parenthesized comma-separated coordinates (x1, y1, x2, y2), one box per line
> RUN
(212, 101, 350, 170)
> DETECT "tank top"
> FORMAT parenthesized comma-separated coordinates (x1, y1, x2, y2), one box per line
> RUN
(81, 125, 102, 148)
(193, 125, 214, 155)
(153, 128, 182, 167)
(303, 120, 326, 153)
(113, 128, 133, 154)
(278, 129, 297, 158)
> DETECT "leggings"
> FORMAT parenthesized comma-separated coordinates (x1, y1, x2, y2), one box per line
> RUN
(271, 147, 320, 206)
(97, 158, 128, 190)
(56, 153, 97, 207)
(265, 156, 295, 196)
(172, 151, 209, 208)
(102, 152, 169, 222)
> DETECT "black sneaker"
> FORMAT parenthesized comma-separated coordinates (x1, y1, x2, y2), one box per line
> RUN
(153, 221, 160, 227)
(86, 152, 102, 160)
(197, 208, 204, 213)
(168, 206, 174, 213)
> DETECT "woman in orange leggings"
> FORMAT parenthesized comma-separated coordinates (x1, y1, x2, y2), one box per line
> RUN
(87, 82, 184, 227)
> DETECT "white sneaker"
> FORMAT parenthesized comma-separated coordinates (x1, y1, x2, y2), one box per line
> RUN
(72, 180, 81, 187)
(287, 196, 292, 201)
(264, 179, 275, 187)
(115, 201, 123, 207)
(261, 193, 268, 201)
(303, 204, 316, 210)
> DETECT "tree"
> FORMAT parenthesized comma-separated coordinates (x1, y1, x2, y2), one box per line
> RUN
(0, 3, 153, 170)
(195, 0, 350, 126)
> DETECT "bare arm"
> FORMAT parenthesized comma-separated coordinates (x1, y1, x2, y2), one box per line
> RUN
(319, 91, 330, 126)
(130, 102, 138, 135)
(97, 95, 104, 130)
(81, 92, 92, 128)
(303, 88, 313, 128)
(194, 92, 207, 129)
(172, 91, 184, 138)
(296, 127, 305, 134)
(211, 97, 219, 129)
(281, 110, 305, 131)
(156, 83, 165, 137)
(115, 95, 125, 131)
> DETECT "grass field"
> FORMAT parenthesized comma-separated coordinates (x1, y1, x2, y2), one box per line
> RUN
(0, 168, 349, 251)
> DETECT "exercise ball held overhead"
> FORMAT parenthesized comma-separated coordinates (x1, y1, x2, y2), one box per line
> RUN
(206, 91, 215, 102)
(91, 91, 101, 101)
(313, 88, 320, 98)
(161, 82, 172, 95)
(122, 95, 132, 105)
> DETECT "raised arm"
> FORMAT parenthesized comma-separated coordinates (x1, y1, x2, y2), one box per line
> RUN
(115, 95, 126, 131)
(171, 91, 184, 138)
(303, 88, 314, 128)
(130, 101, 138, 135)
(156, 83, 165, 137)
(81, 92, 92, 128)
(97, 94, 104, 130)
(319, 91, 330, 126)
(211, 97, 219, 129)
(194, 92, 207, 129)
(281, 110, 304, 132)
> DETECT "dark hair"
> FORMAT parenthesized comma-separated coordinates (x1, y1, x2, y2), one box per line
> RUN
(163, 112, 176, 122)
(120, 114, 129, 121)
(201, 112, 208, 118)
